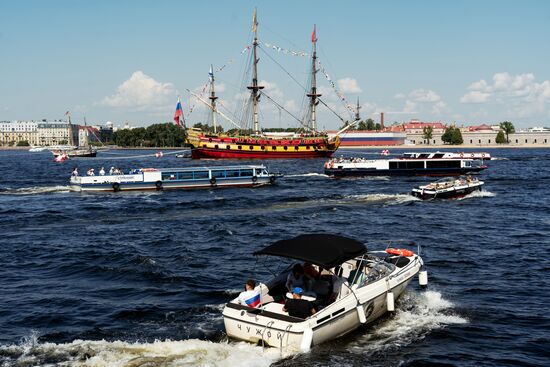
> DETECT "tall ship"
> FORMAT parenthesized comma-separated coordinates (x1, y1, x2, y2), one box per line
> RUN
(52, 115, 97, 158)
(185, 10, 341, 159)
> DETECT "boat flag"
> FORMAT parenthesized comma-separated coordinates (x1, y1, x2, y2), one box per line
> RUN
(209, 65, 214, 83)
(252, 8, 257, 33)
(311, 25, 317, 43)
(244, 291, 261, 308)
(173, 97, 183, 126)
(65, 111, 70, 116)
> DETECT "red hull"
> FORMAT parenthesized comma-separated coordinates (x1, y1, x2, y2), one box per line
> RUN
(191, 148, 335, 159)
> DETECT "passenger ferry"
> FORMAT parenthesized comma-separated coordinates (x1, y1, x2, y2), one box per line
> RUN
(324, 151, 487, 177)
(70, 165, 278, 192)
(411, 176, 484, 200)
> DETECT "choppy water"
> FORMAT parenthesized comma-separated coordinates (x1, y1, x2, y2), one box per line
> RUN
(0, 148, 548, 367)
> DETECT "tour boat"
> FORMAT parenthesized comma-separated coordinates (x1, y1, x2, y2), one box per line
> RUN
(411, 176, 484, 200)
(70, 165, 277, 192)
(222, 234, 427, 353)
(324, 151, 487, 177)
(184, 11, 344, 159)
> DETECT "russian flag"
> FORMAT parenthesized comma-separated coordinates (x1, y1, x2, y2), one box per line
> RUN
(174, 98, 183, 126)
(245, 292, 261, 308)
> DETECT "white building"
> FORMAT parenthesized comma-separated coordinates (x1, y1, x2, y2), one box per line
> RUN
(0, 121, 39, 146)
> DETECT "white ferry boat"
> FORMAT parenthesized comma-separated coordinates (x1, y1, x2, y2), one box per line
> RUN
(222, 234, 427, 353)
(70, 165, 277, 192)
(325, 151, 487, 177)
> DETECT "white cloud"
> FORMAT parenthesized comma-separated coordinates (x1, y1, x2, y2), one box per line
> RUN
(394, 93, 406, 99)
(337, 78, 362, 94)
(101, 71, 175, 110)
(409, 89, 441, 103)
(403, 100, 417, 113)
(460, 72, 550, 119)
(460, 91, 491, 104)
(431, 101, 448, 115)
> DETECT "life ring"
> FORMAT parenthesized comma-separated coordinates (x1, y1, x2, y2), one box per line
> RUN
(210, 177, 217, 186)
(386, 248, 414, 257)
(481, 153, 486, 158)
(112, 182, 121, 192)
(470, 153, 475, 158)
(459, 153, 464, 158)
(269, 175, 276, 184)
(252, 175, 258, 183)
(208, 138, 212, 143)
(155, 181, 163, 191)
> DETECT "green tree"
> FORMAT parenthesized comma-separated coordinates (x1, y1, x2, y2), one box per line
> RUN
(422, 126, 433, 145)
(441, 127, 463, 145)
(356, 120, 367, 130)
(374, 123, 381, 130)
(441, 127, 453, 144)
(451, 128, 463, 145)
(499, 121, 515, 143)
(495, 130, 506, 144)
(16, 140, 30, 146)
(366, 118, 375, 130)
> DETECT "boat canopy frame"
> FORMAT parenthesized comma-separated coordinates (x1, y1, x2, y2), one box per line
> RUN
(253, 234, 368, 269)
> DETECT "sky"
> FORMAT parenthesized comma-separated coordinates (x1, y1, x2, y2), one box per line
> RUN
(1, 0, 549, 129)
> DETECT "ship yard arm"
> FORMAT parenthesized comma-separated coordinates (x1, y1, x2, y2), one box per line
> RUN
(186, 90, 243, 130)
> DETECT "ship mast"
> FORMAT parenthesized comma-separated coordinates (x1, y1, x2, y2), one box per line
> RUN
(247, 8, 264, 135)
(355, 97, 361, 122)
(307, 25, 322, 133)
(208, 64, 218, 134)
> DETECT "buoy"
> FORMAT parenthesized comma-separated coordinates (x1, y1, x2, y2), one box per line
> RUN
(300, 327, 313, 352)
(419, 270, 428, 287)
(386, 291, 395, 312)
(356, 305, 367, 324)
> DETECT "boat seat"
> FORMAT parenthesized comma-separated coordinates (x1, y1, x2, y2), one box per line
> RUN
(261, 302, 286, 314)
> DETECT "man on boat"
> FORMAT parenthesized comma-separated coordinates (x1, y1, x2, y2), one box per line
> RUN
(99, 167, 105, 176)
(236, 279, 261, 308)
(286, 264, 307, 292)
(283, 287, 316, 319)
(71, 167, 79, 177)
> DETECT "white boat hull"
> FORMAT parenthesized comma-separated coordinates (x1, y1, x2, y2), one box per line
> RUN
(222, 255, 422, 352)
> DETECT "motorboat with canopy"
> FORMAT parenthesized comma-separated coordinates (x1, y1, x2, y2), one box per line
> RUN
(222, 234, 427, 352)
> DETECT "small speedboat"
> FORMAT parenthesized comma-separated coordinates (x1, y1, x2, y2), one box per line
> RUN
(222, 234, 427, 353)
(411, 175, 484, 200)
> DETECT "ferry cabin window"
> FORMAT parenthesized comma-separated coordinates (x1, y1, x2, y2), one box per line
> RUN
(432, 153, 445, 158)
(426, 160, 461, 168)
(389, 161, 424, 169)
(193, 171, 209, 180)
(177, 172, 193, 180)
(239, 169, 254, 177)
(162, 173, 177, 180)
(225, 170, 240, 178)
(212, 170, 226, 178)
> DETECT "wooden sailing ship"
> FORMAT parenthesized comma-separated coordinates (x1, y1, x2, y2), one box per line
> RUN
(185, 10, 340, 159)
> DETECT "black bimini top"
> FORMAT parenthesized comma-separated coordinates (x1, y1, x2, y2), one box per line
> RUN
(253, 234, 367, 269)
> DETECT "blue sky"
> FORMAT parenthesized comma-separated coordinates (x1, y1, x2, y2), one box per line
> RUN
(1, 0, 549, 129)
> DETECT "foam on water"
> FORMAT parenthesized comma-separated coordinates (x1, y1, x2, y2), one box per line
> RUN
(349, 290, 467, 353)
(346, 193, 421, 205)
(0, 336, 282, 367)
(0, 185, 72, 195)
(284, 172, 329, 178)
(457, 190, 496, 200)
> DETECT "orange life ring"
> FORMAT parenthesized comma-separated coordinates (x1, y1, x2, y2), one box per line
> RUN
(386, 248, 414, 257)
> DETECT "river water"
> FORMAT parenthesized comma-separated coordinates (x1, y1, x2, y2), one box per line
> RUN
(0, 148, 548, 367)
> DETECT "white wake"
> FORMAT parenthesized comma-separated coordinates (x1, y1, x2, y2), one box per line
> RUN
(0, 336, 283, 367)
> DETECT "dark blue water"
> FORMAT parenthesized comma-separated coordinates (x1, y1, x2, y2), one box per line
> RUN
(0, 148, 548, 367)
